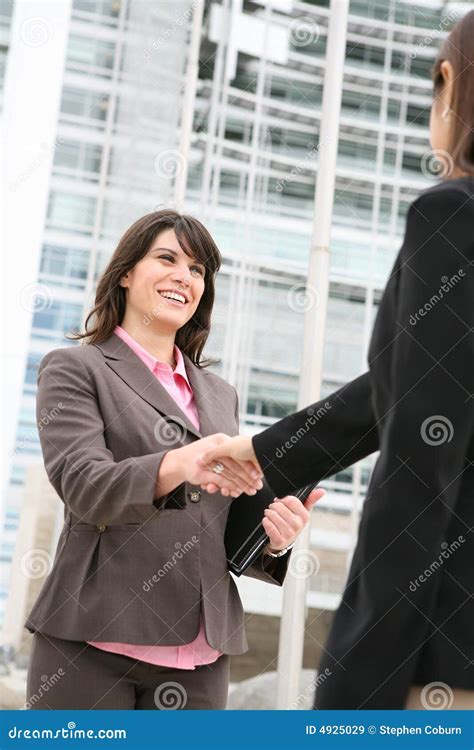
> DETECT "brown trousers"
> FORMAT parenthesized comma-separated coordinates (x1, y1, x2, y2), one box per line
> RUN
(26, 631, 230, 710)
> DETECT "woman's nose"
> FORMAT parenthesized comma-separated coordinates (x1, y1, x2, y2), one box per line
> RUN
(171, 266, 192, 285)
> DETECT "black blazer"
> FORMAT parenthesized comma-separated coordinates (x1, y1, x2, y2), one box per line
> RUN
(253, 176, 474, 708)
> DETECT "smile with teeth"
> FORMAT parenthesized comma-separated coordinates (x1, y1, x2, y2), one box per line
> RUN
(158, 290, 188, 306)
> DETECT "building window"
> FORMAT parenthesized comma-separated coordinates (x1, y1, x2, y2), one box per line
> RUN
(60, 86, 109, 124)
(40, 244, 89, 283)
(47, 192, 96, 232)
(32, 300, 83, 336)
(53, 139, 102, 176)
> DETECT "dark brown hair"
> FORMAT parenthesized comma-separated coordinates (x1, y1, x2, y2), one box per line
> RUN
(68, 210, 222, 367)
(431, 9, 474, 176)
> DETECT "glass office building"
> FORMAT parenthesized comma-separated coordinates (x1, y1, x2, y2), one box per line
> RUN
(2, 0, 471, 627)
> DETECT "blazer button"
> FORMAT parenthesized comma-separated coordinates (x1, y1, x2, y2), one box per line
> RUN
(189, 490, 201, 503)
(96, 524, 107, 533)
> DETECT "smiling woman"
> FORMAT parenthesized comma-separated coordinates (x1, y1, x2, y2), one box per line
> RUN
(25, 208, 318, 711)
(68, 210, 221, 367)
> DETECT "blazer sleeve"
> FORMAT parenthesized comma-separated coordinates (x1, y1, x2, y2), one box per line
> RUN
(36, 348, 171, 525)
(252, 371, 379, 498)
(231, 388, 291, 586)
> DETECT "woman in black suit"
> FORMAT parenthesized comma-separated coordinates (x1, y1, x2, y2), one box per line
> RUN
(200, 11, 474, 709)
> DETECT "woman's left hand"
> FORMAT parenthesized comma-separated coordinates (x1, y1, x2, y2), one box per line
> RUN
(263, 488, 324, 553)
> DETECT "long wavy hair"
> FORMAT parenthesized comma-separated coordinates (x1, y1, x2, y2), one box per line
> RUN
(431, 9, 474, 176)
(68, 210, 222, 368)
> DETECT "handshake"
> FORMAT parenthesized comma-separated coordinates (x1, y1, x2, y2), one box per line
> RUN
(172, 433, 324, 554)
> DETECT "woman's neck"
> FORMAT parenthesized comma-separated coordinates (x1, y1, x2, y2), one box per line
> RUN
(118, 320, 176, 367)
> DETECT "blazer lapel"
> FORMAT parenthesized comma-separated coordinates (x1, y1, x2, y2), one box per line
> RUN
(182, 353, 230, 438)
(93, 334, 230, 441)
(93, 334, 202, 441)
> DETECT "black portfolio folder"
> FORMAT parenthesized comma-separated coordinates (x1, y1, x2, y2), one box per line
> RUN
(225, 478, 318, 576)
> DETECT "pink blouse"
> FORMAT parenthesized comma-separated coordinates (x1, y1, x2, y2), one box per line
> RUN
(87, 324, 222, 669)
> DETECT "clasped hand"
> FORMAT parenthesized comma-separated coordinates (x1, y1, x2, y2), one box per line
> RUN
(195, 434, 324, 553)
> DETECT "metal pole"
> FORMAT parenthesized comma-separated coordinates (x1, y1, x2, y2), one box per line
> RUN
(173, 0, 205, 212)
(276, 0, 349, 710)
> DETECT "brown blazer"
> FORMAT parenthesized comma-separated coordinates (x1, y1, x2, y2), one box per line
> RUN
(25, 333, 291, 654)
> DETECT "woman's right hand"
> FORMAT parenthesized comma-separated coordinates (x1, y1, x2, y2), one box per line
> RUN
(156, 433, 264, 499)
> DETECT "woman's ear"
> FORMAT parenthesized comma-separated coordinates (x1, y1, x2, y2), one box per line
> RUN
(439, 59, 455, 111)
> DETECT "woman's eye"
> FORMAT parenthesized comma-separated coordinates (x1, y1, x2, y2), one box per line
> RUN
(157, 255, 204, 276)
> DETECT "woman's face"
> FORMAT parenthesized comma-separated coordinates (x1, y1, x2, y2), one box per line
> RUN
(120, 228, 207, 333)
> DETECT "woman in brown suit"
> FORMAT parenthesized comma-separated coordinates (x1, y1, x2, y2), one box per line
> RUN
(25, 210, 322, 709)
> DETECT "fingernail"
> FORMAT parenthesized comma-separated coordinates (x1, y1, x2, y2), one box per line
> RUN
(251, 470, 259, 479)
(256, 480, 263, 490)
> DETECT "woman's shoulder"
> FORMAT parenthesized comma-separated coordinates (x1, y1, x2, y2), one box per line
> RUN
(400, 176, 474, 270)
(411, 175, 474, 214)
(39, 342, 101, 372)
